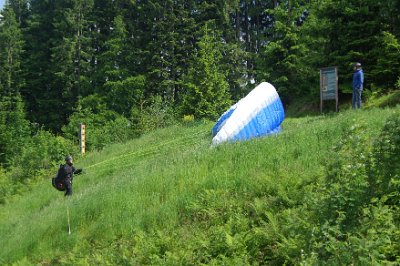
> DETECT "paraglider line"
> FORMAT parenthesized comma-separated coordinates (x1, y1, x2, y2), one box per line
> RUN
(67, 204, 71, 235)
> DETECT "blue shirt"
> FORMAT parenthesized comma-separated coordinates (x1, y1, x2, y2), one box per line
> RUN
(352, 69, 364, 89)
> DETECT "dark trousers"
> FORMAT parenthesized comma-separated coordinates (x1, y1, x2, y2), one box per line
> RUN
(64, 178, 73, 196)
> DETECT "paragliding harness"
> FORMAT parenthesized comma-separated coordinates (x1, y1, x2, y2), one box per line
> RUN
(52, 164, 67, 191)
(52, 164, 83, 191)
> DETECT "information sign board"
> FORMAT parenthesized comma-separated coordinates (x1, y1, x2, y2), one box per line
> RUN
(320, 67, 338, 112)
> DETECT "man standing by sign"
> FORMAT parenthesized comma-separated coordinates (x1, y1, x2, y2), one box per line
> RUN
(352, 62, 364, 109)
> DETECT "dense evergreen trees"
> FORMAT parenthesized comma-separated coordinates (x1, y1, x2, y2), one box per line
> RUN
(256, 1, 311, 102)
(0, 4, 24, 94)
(181, 22, 232, 119)
(0, 0, 399, 167)
(0, 4, 30, 166)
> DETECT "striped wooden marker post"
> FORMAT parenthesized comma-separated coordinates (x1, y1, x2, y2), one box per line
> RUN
(80, 123, 86, 156)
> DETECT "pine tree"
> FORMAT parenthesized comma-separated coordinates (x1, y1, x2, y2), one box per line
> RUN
(371, 31, 400, 88)
(22, 0, 56, 129)
(218, 0, 251, 101)
(151, 0, 184, 104)
(0, 93, 30, 166)
(186, 1, 254, 101)
(22, 0, 95, 131)
(181, 22, 232, 120)
(256, 0, 311, 101)
(50, 0, 95, 128)
(127, 0, 198, 106)
(87, 0, 117, 93)
(381, 0, 400, 37)
(100, 15, 145, 115)
(7, 0, 29, 27)
(0, 4, 24, 95)
(314, 0, 383, 89)
(0, 5, 30, 166)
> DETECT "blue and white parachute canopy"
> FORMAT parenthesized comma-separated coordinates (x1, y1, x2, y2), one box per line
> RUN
(212, 82, 285, 145)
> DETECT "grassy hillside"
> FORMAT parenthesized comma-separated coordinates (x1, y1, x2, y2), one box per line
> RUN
(1, 106, 399, 265)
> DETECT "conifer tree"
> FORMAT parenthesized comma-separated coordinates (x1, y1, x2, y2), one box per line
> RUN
(0, 5, 30, 166)
(0, 4, 24, 95)
(87, 0, 117, 92)
(100, 15, 145, 116)
(7, 0, 29, 27)
(100, 15, 129, 84)
(314, 0, 384, 89)
(22, 0, 94, 131)
(256, 0, 310, 101)
(371, 31, 400, 88)
(50, 0, 94, 128)
(181, 22, 231, 120)
(381, 0, 400, 37)
(22, 0, 56, 129)
(147, 0, 186, 104)
(0, 93, 30, 166)
(126, 0, 197, 106)
(218, 0, 251, 101)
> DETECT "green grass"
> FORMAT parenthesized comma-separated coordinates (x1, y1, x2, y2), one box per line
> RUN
(365, 90, 400, 109)
(285, 89, 400, 117)
(1, 107, 399, 265)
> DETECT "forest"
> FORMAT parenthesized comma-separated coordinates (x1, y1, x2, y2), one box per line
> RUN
(0, 0, 400, 200)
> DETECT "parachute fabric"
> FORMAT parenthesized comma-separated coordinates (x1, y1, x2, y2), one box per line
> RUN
(212, 82, 285, 145)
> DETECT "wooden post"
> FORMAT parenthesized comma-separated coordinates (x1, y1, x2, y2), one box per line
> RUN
(80, 123, 86, 155)
(320, 69, 323, 113)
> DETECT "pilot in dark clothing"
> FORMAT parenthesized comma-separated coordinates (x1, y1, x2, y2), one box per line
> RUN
(53, 156, 82, 196)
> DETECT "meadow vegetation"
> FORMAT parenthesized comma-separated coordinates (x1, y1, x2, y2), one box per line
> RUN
(1, 106, 399, 265)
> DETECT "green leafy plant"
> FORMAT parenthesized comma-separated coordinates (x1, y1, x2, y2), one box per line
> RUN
(370, 113, 400, 204)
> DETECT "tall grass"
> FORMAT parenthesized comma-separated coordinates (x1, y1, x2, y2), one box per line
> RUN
(1, 107, 399, 265)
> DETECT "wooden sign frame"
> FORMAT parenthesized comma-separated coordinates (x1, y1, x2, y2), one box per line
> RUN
(320, 66, 339, 113)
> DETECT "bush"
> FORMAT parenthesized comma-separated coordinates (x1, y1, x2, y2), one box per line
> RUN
(319, 123, 372, 229)
(10, 130, 74, 181)
(182, 114, 195, 123)
(0, 167, 12, 203)
(63, 104, 136, 151)
(307, 114, 400, 264)
(371, 113, 400, 204)
(132, 96, 177, 135)
(396, 76, 400, 90)
(0, 93, 31, 167)
(0, 130, 75, 203)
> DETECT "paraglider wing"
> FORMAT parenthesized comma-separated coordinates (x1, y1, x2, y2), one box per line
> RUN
(211, 103, 237, 137)
(212, 82, 284, 145)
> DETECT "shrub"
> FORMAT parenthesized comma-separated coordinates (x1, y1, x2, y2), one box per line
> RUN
(132, 96, 177, 135)
(10, 130, 74, 181)
(182, 114, 195, 123)
(370, 113, 400, 204)
(396, 76, 400, 89)
(320, 123, 372, 229)
(63, 104, 136, 151)
(0, 167, 12, 203)
(0, 130, 75, 203)
(307, 115, 400, 264)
